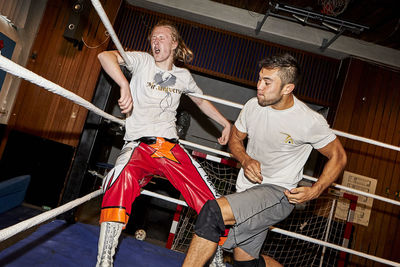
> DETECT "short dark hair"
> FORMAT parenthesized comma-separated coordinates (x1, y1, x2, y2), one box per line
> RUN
(258, 53, 301, 86)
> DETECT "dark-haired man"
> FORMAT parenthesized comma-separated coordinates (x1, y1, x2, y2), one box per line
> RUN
(182, 53, 347, 267)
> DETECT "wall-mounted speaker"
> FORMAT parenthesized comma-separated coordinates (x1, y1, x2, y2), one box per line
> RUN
(63, 0, 90, 50)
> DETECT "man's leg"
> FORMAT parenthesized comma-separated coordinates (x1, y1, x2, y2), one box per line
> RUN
(163, 143, 227, 266)
(261, 255, 283, 267)
(233, 247, 283, 267)
(183, 197, 235, 267)
(184, 234, 219, 266)
(96, 221, 123, 267)
(97, 142, 152, 266)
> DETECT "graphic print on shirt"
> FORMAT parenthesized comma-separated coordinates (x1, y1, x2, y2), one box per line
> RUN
(154, 71, 176, 87)
(145, 70, 184, 94)
(281, 132, 294, 144)
(145, 71, 184, 111)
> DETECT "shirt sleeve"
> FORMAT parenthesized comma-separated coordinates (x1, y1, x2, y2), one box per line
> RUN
(123, 52, 153, 74)
(307, 113, 337, 149)
(185, 71, 203, 95)
(234, 98, 254, 134)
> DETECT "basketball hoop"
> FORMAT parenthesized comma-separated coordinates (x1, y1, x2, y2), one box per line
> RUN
(319, 0, 350, 16)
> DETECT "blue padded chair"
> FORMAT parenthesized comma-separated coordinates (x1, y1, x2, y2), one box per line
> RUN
(0, 175, 31, 214)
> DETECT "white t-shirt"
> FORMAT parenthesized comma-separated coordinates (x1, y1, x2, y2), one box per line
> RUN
(123, 52, 203, 141)
(235, 96, 336, 191)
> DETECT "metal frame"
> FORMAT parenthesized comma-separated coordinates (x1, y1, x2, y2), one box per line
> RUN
(255, 2, 369, 51)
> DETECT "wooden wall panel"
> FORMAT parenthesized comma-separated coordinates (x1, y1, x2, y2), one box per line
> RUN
(333, 58, 400, 265)
(7, 0, 122, 147)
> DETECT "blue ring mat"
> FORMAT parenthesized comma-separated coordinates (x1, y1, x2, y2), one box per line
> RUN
(0, 220, 186, 267)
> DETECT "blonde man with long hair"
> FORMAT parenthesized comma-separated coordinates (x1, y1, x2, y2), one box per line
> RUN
(95, 20, 231, 267)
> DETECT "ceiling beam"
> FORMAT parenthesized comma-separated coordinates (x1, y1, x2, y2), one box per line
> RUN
(126, 0, 400, 68)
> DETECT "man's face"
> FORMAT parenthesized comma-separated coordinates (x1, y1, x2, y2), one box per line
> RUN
(256, 68, 284, 107)
(150, 26, 177, 63)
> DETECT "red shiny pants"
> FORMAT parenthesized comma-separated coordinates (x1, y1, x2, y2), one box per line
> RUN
(100, 138, 217, 225)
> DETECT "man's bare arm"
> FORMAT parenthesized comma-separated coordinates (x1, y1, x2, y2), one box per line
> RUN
(285, 138, 347, 203)
(98, 50, 133, 114)
(228, 125, 263, 184)
(189, 96, 231, 145)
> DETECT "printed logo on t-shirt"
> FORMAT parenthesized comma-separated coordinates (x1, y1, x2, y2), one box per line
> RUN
(144, 70, 184, 95)
(154, 71, 176, 86)
(281, 132, 294, 144)
(146, 81, 183, 94)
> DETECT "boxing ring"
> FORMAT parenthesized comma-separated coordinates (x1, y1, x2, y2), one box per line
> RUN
(1, 0, 400, 266)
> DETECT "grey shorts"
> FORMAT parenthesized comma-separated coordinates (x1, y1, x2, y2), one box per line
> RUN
(222, 184, 294, 258)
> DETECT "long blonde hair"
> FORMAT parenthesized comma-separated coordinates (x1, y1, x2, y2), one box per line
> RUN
(149, 20, 194, 64)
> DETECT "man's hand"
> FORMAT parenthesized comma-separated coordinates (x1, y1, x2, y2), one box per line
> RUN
(284, 186, 320, 204)
(118, 84, 133, 114)
(217, 124, 231, 145)
(285, 138, 347, 204)
(241, 157, 263, 184)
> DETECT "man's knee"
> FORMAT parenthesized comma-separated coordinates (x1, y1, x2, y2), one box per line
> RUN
(233, 256, 265, 267)
(194, 199, 225, 242)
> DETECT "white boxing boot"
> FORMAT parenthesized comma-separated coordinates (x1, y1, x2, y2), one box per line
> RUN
(209, 245, 226, 267)
(96, 221, 123, 267)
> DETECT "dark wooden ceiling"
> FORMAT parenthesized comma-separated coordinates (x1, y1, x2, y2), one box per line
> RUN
(212, 0, 400, 50)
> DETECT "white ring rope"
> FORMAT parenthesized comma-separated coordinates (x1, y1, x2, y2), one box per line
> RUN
(0, 189, 102, 242)
(270, 227, 400, 267)
(90, 0, 133, 70)
(0, 55, 125, 126)
(188, 93, 245, 109)
(0, 29, 396, 217)
(141, 189, 187, 206)
(183, 95, 400, 153)
(0, 3, 397, 265)
(91, 1, 400, 154)
(332, 130, 400, 152)
(0, 0, 396, 224)
(179, 139, 231, 158)
(3, 45, 398, 156)
(1, 186, 398, 266)
(303, 174, 400, 206)
(0, 188, 180, 242)
(180, 139, 400, 207)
